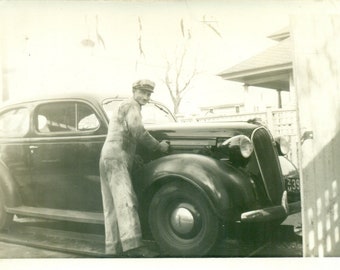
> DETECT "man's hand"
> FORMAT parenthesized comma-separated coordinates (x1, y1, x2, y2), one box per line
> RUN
(159, 140, 170, 153)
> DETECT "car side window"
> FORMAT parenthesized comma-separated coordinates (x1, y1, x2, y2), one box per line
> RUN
(35, 102, 100, 133)
(0, 107, 30, 137)
(77, 102, 100, 131)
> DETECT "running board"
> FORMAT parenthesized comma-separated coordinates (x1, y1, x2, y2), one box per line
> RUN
(5, 206, 104, 225)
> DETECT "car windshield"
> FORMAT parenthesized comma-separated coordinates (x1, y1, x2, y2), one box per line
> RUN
(102, 99, 176, 124)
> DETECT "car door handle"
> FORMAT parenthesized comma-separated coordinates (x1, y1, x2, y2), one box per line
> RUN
(29, 145, 39, 153)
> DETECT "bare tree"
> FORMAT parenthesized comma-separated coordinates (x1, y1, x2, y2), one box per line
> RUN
(201, 15, 222, 39)
(134, 17, 209, 115)
(163, 47, 197, 115)
(162, 19, 198, 115)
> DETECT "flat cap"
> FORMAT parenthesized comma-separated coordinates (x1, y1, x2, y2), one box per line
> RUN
(132, 79, 155, 92)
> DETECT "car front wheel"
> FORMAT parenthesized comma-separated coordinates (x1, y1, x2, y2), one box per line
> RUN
(148, 181, 220, 256)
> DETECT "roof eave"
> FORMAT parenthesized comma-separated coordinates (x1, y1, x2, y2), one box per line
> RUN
(218, 62, 292, 80)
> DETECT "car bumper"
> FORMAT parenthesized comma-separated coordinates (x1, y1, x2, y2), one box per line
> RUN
(240, 191, 301, 223)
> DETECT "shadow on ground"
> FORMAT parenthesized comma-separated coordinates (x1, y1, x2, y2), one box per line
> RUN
(0, 215, 302, 258)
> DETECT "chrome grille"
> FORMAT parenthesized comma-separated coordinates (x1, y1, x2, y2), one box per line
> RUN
(251, 127, 284, 205)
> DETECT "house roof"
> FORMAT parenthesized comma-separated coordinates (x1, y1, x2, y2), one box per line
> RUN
(267, 26, 290, 41)
(218, 36, 292, 91)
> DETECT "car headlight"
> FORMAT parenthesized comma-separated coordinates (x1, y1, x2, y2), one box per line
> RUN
(239, 136, 254, 158)
(275, 136, 290, 156)
(219, 135, 254, 166)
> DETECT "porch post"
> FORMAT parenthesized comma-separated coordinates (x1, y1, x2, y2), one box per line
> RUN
(243, 83, 251, 112)
(289, 71, 296, 108)
(277, 89, 282, 109)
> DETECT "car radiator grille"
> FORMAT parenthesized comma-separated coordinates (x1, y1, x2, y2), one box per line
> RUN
(251, 127, 284, 205)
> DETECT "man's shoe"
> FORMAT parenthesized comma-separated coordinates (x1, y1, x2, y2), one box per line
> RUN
(124, 246, 159, 258)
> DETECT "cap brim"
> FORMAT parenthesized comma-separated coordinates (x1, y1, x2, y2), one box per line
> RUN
(134, 87, 154, 92)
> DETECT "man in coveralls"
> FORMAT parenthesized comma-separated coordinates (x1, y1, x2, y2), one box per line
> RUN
(100, 79, 169, 257)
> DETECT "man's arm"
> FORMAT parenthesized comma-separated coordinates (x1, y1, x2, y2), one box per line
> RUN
(124, 102, 161, 152)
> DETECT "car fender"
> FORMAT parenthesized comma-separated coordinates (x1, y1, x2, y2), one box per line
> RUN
(0, 159, 22, 207)
(134, 153, 257, 220)
(279, 156, 300, 202)
(279, 156, 299, 178)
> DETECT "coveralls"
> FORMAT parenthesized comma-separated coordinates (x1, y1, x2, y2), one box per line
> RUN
(99, 98, 161, 255)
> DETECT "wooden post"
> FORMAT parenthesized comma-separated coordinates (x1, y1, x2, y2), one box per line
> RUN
(243, 83, 251, 112)
(291, 15, 340, 257)
(289, 71, 296, 108)
(277, 89, 282, 109)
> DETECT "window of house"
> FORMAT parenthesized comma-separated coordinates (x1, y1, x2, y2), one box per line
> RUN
(0, 107, 30, 137)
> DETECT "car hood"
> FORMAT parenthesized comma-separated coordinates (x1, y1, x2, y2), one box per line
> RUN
(146, 121, 259, 140)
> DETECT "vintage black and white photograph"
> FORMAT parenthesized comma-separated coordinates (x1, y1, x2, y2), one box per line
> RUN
(0, 0, 340, 268)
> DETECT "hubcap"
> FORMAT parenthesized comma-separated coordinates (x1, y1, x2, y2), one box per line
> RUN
(170, 205, 195, 235)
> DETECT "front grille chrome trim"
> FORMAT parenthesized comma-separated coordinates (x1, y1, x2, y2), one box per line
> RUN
(251, 126, 284, 205)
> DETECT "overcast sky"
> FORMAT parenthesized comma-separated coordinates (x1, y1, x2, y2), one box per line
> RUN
(1, 0, 337, 114)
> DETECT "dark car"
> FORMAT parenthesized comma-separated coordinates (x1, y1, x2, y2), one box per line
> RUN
(0, 92, 300, 256)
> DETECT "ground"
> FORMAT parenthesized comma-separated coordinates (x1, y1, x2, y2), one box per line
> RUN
(0, 213, 302, 259)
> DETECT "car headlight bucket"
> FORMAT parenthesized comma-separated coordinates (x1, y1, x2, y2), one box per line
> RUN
(239, 136, 254, 158)
(219, 135, 254, 166)
(275, 136, 290, 156)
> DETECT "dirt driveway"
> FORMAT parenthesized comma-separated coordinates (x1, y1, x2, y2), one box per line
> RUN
(0, 213, 302, 258)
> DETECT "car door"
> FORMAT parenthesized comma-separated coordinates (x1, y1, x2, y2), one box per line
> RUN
(0, 106, 34, 204)
(29, 100, 107, 212)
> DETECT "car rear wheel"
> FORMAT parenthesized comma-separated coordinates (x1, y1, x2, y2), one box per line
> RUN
(148, 181, 220, 256)
(0, 188, 13, 231)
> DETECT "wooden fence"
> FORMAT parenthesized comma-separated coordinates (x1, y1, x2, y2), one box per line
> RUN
(177, 108, 299, 167)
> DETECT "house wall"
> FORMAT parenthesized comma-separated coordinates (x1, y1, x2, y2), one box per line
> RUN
(291, 15, 340, 257)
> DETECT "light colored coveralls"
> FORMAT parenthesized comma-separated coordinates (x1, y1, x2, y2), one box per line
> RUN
(100, 98, 161, 255)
